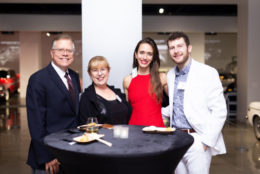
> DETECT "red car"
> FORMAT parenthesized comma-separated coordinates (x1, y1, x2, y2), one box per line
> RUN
(0, 68, 20, 101)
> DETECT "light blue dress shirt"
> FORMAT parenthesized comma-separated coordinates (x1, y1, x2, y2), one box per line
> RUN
(172, 59, 192, 129)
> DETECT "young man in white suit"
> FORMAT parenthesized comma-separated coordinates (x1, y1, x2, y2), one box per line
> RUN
(166, 32, 227, 174)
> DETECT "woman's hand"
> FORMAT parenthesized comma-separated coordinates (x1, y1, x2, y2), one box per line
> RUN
(159, 72, 168, 95)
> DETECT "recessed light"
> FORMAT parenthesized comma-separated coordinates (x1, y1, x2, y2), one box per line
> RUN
(159, 8, 164, 14)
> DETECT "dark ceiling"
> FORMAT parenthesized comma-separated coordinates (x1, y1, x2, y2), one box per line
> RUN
(0, 3, 237, 16)
(143, 4, 237, 16)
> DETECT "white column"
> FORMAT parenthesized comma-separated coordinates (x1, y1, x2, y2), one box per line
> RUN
(19, 32, 41, 98)
(82, 0, 142, 90)
(237, 0, 260, 121)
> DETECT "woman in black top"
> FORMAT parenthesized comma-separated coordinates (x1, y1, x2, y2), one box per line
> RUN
(79, 56, 131, 125)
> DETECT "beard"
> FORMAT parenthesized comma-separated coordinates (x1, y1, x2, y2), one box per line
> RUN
(173, 50, 190, 67)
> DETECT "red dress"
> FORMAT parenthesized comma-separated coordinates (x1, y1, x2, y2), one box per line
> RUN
(128, 74, 165, 127)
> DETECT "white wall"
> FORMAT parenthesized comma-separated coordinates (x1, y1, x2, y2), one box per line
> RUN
(188, 33, 205, 63)
(19, 32, 41, 98)
(247, 0, 260, 103)
(82, 0, 142, 90)
(237, 0, 260, 121)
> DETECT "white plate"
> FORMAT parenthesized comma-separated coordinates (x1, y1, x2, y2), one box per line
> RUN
(73, 133, 104, 143)
(142, 126, 175, 134)
(77, 124, 102, 131)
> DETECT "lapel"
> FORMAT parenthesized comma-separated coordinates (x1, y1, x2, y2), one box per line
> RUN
(168, 68, 176, 108)
(167, 67, 176, 126)
(167, 58, 196, 125)
(183, 59, 197, 104)
(182, 59, 199, 120)
(47, 64, 75, 112)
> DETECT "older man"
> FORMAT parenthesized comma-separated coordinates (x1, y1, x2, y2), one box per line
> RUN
(26, 34, 81, 174)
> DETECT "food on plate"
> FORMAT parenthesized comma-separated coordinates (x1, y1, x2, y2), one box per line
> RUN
(166, 127, 174, 132)
(79, 134, 89, 142)
(73, 134, 91, 143)
(73, 133, 105, 143)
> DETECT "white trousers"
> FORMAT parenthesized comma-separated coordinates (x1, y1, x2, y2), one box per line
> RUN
(175, 133, 212, 174)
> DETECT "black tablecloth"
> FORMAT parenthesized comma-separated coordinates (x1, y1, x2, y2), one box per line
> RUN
(44, 125, 194, 174)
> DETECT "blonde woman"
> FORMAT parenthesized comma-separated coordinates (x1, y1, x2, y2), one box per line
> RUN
(79, 56, 131, 125)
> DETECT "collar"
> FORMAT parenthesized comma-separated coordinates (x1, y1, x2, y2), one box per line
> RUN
(51, 61, 68, 77)
(175, 58, 192, 76)
(85, 83, 118, 102)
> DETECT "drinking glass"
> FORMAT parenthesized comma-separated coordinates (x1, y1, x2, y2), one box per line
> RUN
(113, 125, 122, 138)
(86, 117, 99, 133)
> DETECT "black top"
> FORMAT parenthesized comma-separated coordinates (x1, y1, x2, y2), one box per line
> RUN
(78, 84, 132, 125)
(96, 94, 129, 124)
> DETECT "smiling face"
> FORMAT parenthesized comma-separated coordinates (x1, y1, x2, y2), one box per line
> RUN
(135, 43, 153, 71)
(168, 37, 192, 70)
(50, 39, 75, 71)
(88, 57, 110, 87)
(90, 66, 109, 87)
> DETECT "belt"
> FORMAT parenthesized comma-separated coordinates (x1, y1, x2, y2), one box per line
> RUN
(179, 128, 196, 133)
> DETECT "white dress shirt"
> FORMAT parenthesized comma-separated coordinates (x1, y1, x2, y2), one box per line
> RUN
(51, 61, 69, 90)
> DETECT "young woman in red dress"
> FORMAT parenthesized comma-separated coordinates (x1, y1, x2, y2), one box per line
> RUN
(123, 37, 167, 127)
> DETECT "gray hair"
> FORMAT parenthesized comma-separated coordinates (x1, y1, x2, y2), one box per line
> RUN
(51, 34, 75, 50)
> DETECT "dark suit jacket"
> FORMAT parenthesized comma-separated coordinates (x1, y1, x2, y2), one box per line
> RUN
(26, 63, 81, 169)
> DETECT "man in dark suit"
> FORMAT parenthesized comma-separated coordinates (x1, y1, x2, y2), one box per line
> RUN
(26, 34, 81, 174)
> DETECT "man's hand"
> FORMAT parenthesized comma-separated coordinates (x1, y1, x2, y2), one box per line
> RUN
(45, 158, 60, 174)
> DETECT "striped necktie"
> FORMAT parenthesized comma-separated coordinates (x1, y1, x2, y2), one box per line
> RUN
(65, 72, 75, 108)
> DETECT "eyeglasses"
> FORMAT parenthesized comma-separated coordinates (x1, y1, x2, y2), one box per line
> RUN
(52, 48, 74, 55)
(91, 68, 108, 75)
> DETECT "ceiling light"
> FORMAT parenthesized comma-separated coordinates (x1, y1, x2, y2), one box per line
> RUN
(159, 8, 164, 14)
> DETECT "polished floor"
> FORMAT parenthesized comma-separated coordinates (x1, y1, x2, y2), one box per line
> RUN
(0, 96, 260, 174)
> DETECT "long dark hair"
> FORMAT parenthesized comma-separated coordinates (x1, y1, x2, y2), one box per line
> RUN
(133, 37, 163, 103)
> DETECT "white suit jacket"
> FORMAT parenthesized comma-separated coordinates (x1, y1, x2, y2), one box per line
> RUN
(166, 59, 227, 155)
